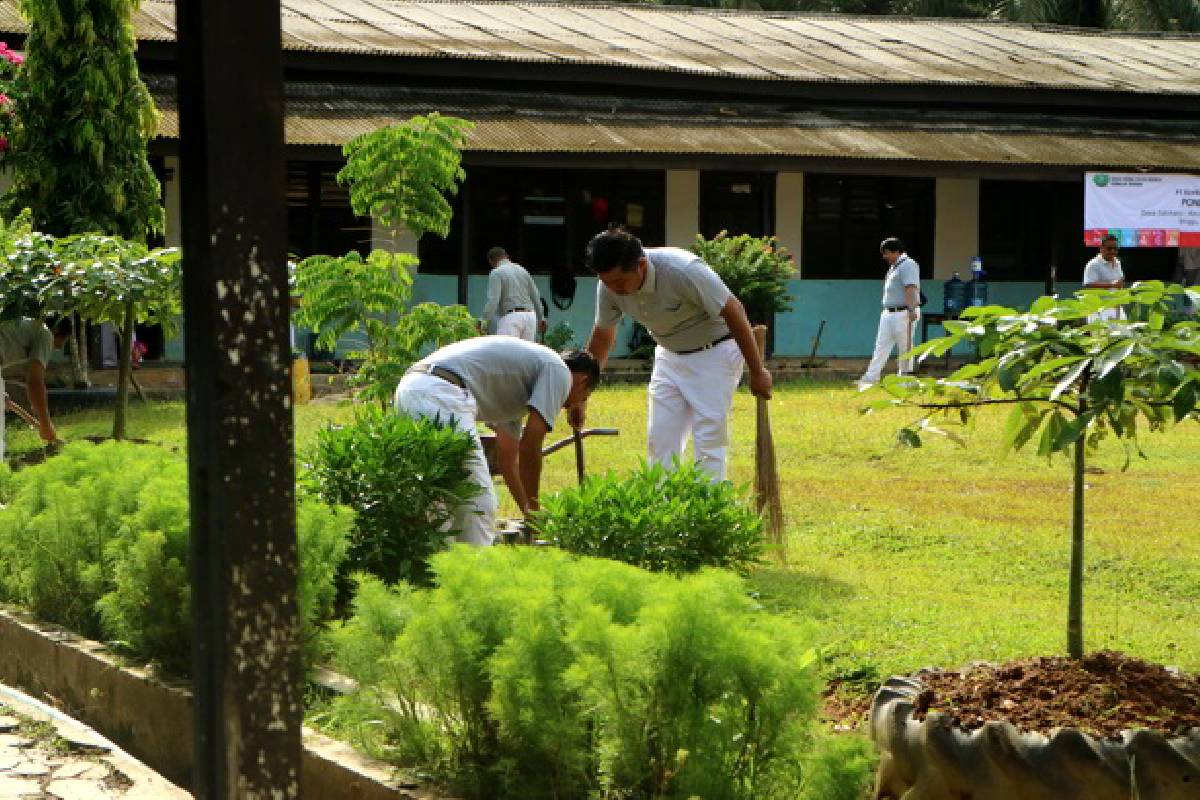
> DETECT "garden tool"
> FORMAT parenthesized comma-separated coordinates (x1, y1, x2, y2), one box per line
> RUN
(4, 393, 40, 429)
(572, 425, 586, 486)
(752, 325, 785, 562)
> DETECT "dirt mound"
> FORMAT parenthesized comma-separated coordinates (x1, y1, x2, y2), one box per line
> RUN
(913, 651, 1200, 739)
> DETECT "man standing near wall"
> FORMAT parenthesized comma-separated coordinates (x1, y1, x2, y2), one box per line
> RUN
(857, 237, 921, 388)
(482, 247, 544, 341)
(1083, 234, 1125, 322)
(573, 227, 771, 481)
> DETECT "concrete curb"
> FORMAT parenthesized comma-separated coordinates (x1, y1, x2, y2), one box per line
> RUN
(0, 606, 442, 798)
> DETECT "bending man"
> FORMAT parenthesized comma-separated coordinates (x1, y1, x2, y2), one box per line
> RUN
(0, 316, 71, 459)
(574, 227, 771, 481)
(395, 337, 599, 546)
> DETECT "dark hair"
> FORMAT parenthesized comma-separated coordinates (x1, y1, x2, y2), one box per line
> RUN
(486, 246, 507, 265)
(1100, 235, 1119, 246)
(880, 237, 905, 254)
(561, 348, 601, 388)
(47, 315, 73, 339)
(586, 227, 643, 274)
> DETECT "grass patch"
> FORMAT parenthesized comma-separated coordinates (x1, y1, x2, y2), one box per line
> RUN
(18, 379, 1200, 683)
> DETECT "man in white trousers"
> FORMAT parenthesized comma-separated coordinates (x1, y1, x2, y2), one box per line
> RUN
(858, 237, 922, 388)
(482, 247, 544, 341)
(395, 337, 599, 546)
(572, 227, 772, 481)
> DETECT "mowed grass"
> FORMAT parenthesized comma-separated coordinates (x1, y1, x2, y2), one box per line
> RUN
(16, 380, 1199, 681)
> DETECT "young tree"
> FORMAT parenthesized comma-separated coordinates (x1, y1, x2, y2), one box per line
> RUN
(3, 0, 165, 385)
(54, 235, 180, 439)
(867, 283, 1200, 659)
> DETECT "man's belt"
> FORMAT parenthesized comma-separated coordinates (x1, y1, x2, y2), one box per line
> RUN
(674, 334, 734, 356)
(504, 306, 533, 313)
(406, 363, 466, 389)
(884, 306, 912, 313)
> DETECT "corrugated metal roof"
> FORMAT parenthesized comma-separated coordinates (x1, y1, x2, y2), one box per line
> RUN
(145, 79, 1200, 169)
(2, 1, 1198, 95)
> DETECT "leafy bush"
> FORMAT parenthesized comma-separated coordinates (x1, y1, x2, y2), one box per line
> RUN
(0, 440, 351, 677)
(693, 232, 797, 325)
(534, 460, 764, 574)
(325, 547, 863, 800)
(541, 321, 575, 352)
(307, 408, 480, 586)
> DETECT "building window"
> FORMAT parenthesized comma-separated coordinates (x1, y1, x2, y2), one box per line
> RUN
(801, 175, 934, 279)
(700, 171, 775, 239)
(286, 162, 371, 259)
(980, 179, 1175, 284)
(419, 166, 666, 278)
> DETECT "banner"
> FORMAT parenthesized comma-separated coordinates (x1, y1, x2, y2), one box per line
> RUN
(1084, 172, 1200, 247)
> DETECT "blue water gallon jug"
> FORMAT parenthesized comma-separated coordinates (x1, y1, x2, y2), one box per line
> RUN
(944, 272, 967, 317)
(969, 257, 988, 306)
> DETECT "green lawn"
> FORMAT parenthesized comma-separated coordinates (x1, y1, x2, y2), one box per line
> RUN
(17, 381, 1199, 683)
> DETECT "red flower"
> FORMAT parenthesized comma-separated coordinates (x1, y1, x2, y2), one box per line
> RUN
(0, 136, 9, 153)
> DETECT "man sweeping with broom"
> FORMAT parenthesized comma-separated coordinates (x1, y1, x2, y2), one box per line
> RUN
(572, 227, 771, 482)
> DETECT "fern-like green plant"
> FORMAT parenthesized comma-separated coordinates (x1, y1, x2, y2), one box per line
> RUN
(324, 547, 864, 800)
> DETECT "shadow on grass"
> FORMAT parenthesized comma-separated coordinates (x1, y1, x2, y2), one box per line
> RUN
(750, 567, 856, 618)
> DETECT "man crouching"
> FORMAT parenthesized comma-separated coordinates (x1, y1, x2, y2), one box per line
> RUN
(394, 336, 599, 546)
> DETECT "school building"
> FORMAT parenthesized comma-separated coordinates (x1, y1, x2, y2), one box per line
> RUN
(2, 0, 1199, 358)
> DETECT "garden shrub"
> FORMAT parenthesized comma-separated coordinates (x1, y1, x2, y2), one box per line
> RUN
(692, 232, 796, 326)
(534, 460, 764, 574)
(325, 546, 864, 800)
(0, 440, 351, 677)
(308, 407, 479, 585)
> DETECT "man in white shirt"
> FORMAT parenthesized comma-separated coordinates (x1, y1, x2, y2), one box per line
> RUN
(573, 227, 771, 481)
(395, 337, 598, 546)
(1083, 235, 1125, 322)
(858, 237, 922, 388)
(482, 247, 544, 341)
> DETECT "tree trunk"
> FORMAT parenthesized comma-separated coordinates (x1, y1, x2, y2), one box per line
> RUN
(113, 299, 136, 440)
(1068, 424, 1086, 659)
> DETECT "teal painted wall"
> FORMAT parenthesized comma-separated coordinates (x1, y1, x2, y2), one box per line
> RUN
(159, 277, 1081, 362)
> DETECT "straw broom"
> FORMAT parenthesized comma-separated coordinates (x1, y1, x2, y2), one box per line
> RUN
(752, 325, 785, 562)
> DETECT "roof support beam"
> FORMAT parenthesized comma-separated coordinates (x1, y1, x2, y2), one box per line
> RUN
(176, 0, 301, 796)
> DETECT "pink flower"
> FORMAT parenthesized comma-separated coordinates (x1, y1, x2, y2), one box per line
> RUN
(6, 53, 23, 65)
(0, 42, 8, 52)
(0, 94, 8, 105)
(0, 136, 9, 153)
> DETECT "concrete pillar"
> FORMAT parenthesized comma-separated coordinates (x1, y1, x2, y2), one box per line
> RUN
(775, 172, 804, 276)
(934, 178, 979, 280)
(665, 169, 699, 248)
(371, 217, 419, 258)
(163, 156, 182, 248)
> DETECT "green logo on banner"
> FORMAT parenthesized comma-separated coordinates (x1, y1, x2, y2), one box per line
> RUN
(1093, 174, 1110, 187)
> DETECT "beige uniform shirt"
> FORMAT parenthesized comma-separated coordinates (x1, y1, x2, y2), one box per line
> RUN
(483, 260, 543, 331)
(594, 247, 732, 353)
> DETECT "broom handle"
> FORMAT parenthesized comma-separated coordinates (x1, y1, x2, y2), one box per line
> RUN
(752, 326, 768, 384)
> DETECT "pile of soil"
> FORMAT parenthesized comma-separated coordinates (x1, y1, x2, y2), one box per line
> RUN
(913, 651, 1200, 739)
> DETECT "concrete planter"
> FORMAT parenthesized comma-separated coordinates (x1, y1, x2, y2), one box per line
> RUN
(870, 674, 1200, 800)
(0, 606, 441, 799)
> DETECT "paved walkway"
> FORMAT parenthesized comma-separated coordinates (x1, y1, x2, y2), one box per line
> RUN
(0, 684, 187, 799)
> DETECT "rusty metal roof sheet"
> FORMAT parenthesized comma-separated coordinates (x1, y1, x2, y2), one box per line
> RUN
(145, 79, 1200, 169)
(2, 1, 1198, 95)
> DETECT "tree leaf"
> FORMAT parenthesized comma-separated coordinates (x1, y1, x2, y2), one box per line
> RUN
(1050, 358, 1091, 402)
(1095, 340, 1135, 378)
(1173, 381, 1197, 423)
(896, 428, 922, 449)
